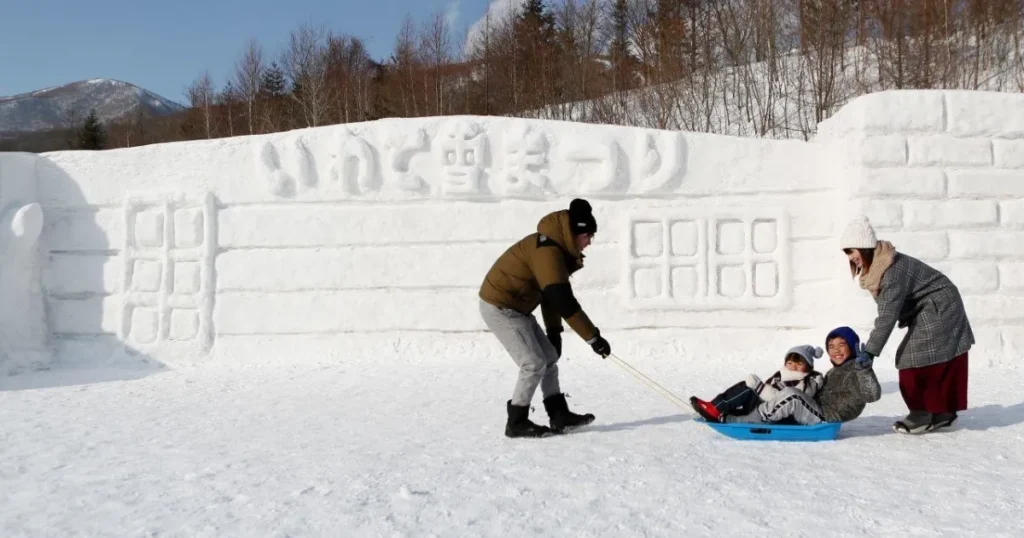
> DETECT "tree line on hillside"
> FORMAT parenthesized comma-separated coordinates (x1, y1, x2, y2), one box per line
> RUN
(4, 0, 1024, 153)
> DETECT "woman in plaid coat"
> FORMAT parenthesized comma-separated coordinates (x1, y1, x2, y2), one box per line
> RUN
(839, 217, 975, 434)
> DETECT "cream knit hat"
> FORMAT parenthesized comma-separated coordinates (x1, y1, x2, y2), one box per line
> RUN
(839, 216, 877, 250)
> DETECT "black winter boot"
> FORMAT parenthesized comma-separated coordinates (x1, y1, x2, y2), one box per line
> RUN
(543, 393, 595, 432)
(506, 400, 554, 438)
(930, 412, 958, 431)
(893, 410, 934, 434)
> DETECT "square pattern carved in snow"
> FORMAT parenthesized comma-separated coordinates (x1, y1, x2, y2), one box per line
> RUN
(624, 209, 791, 310)
(120, 191, 216, 353)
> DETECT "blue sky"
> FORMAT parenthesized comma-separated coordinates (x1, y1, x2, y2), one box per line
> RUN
(0, 0, 520, 105)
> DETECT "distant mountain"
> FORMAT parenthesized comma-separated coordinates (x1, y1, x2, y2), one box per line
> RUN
(0, 79, 186, 133)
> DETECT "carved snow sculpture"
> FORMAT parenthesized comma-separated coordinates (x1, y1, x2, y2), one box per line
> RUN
(0, 157, 51, 374)
(494, 123, 549, 197)
(624, 208, 791, 311)
(328, 128, 379, 195)
(551, 135, 621, 194)
(120, 190, 216, 359)
(383, 128, 430, 192)
(437, 119, 486, 196)
(632, 131, 684, 193)
(256, 135, 317, 197)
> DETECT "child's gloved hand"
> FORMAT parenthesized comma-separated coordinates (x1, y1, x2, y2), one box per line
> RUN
(854, 343, 873, 369)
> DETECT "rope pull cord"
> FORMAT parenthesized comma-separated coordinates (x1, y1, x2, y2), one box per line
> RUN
(607, 353, 695, 413)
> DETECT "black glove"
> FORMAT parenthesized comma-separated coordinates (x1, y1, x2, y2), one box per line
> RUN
(588, 330, 611, 358)
(547, 329, 562, 358)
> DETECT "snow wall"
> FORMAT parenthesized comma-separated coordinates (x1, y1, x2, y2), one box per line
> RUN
(2, 89, 1023, 374)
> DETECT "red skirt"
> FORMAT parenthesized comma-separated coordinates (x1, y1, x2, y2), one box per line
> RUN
(899, 353, 968, 413)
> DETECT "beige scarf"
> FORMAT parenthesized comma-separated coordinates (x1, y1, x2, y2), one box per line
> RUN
(857, 240, 896, 297)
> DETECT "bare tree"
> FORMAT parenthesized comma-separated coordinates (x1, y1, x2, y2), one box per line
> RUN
(476, 8, 495, 115)
(327, 35, 374, 123)
(591, 0, 639, 125)
(219, 81, 239, 137)
(631, 0, 677, 129)
(487, 8, 521, 115)
(964, 0, 1021, 91)
(234, 38, 266, 134)
(1004, 0, 1024, 91)
(711, 0, 756, 135)
(747, 0, 787, 136)
(283, 23, 333, 127)
(551, 0, 606, 121)
(115, 106, 149, 148)
(390, 14, 422, 117)
(799, 0, 853, 129)
(130, 106, 148, 147)
(675, 1, 722, 133)
(33, 0, 1024, 149)
(463, 4, 518, 116)
(186, 71, 216, 138)
(420, 9, 454, 115)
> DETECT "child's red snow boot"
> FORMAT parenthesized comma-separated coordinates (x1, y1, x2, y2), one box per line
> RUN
(690, 396, 723, 423)
(543, 393, 595, 433)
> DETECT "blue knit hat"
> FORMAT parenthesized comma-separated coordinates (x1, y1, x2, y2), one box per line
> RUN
(825, 326, 861, 358)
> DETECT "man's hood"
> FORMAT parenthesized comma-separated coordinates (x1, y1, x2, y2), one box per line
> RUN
(537, 209, 583, 263)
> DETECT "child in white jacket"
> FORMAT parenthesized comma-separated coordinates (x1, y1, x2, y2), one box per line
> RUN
(690, 345, 825, 423)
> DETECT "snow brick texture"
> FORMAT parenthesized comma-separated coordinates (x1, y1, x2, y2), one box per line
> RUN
(817, 90, 1024, 366)
(0, 154, 50, 375)
(1, 89, 1022, 372)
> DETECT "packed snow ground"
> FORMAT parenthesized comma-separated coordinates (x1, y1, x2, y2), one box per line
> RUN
(2, 339, 1022, 537)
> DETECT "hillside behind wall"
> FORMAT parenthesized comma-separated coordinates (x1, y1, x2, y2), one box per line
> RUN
(1, 89, 1021, 371)
(816, 90, 1024, 366)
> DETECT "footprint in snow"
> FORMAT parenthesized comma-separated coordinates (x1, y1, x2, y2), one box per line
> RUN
(398, 485, 429, 498)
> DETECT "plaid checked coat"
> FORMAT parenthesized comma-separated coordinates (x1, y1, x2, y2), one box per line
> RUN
(865, 252, 975, 369)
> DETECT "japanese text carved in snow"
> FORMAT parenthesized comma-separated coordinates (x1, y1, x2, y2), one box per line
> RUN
(252, 118, 686, 200)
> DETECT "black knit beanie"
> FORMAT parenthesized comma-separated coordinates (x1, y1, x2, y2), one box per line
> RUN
(568, 198, 597, 236)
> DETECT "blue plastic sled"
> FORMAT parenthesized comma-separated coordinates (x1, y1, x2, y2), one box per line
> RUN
(698, 419, 843, 442)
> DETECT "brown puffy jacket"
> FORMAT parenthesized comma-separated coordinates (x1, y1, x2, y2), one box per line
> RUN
(479, 209, 599, 341)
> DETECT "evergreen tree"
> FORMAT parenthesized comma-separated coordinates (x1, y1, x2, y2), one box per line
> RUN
(610, 0, 638, 92)
(78, 109, 107, 150)
(260, 62, 287, 97)
(518, 0, 557, 43)
(610, 0, 631, 60)
(220, 80, 239, 102)
(522, 0, 554, 24)
(258, 61, 288, 131)
(514, 0, 559, 106)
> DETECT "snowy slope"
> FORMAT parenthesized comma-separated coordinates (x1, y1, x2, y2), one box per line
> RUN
(529, 43, 1024, 140)
(0, 79, 185, 133)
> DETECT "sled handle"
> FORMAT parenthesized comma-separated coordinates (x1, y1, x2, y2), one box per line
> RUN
(749, 427, 773, 435)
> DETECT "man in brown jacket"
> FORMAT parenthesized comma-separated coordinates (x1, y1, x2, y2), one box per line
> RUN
(479, 198, 611, 438)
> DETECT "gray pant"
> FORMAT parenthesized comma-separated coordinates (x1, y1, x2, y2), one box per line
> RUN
(730, 387, 826, 425)
(479, 299, 560, 406)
